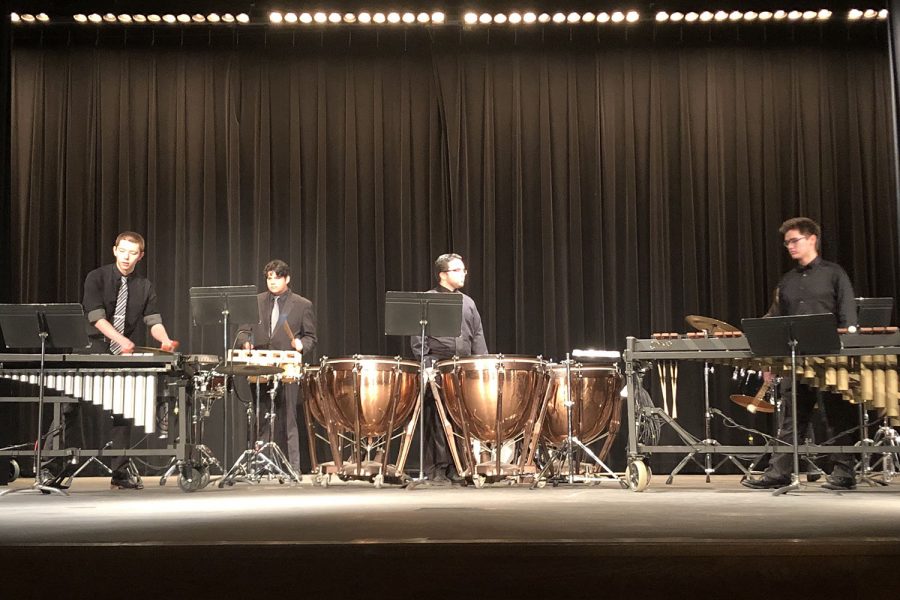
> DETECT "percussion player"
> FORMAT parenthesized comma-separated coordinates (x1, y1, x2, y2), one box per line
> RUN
(411, 253, 488, 484)
(238, 259, 317, 474)
(742, 217, 859, 491)
(80, 231, 178, 490)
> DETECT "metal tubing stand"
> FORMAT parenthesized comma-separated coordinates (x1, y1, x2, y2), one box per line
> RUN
(532, 355, 623, 489)
(773, 340, 803, 496)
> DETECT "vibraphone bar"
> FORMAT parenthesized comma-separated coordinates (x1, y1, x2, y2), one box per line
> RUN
(0, 353, 191, 462)
(622, 329, 900, 489)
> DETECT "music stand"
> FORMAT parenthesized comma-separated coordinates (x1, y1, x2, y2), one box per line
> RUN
(189, 286, 259, 466)
(856, 297, 894, 328)
(0, 304, 89, 496)
(384, 291, 462, 482)
(742, 313, 841, 496)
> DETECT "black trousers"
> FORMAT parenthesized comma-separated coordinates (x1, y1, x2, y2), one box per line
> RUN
(253, 381, 310, 472)
(765, 380, 858, 480)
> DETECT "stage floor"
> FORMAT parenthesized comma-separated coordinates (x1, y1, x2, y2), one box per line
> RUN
(2, 474, 898, 598)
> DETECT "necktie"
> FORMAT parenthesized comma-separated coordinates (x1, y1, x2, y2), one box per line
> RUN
(271, 296, 280, 336)
(110, 276, 128, 354)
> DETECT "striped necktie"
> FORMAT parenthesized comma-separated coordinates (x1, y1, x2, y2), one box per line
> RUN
(109, 276, 128, 354)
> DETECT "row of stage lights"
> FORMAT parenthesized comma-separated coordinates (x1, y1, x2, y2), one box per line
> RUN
(9, 9, 891, 26)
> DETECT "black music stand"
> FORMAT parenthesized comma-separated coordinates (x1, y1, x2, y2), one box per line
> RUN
(189, 286, 259, 467)
(0, 304, 88, 496)
(856, 297, 894, 328)
(742, 313, 841, 496)
(384, 291, 462, 482)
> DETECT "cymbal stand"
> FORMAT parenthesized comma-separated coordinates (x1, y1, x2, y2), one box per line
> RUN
(855, 407, 899, 486)
(531, 355, 623, 489)
(218, 379, 263, 486)
(253, 379, 300, 482)
(773, 339, 802, 496)
(666, 361, 749, 484)
(160, 385, 222, 488)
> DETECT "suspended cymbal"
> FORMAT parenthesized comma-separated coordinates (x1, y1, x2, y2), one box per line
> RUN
(685, 315, 740, 334)
(216, 364, 284, 377)
(729, 394, 775, 414)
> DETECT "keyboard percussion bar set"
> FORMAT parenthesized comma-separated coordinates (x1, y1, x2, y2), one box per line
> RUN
(622, 322, 900, 490)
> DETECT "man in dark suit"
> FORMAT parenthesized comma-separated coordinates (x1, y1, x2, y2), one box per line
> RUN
(239, 259, 317, 473)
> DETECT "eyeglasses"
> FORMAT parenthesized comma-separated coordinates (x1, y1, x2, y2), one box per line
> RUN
(444, 268, 467, 274)
(783, 236, 808, 247)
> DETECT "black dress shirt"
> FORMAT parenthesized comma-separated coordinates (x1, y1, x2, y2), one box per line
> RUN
(411, 284, 488, 363)
(771, 256, 857, 327)
(82, 263, 162, 343)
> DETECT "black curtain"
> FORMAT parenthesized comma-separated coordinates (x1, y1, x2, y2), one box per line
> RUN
(4, 28, 898, 469)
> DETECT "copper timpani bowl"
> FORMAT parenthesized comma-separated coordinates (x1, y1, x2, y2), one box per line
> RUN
(540, 362, 623, 447)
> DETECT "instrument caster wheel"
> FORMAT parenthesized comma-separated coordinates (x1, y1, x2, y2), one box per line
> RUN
(473, 475, 486, 489)
(9, 459, 20, 483)
(373, 474, 385, 488)
(806, 472, 822, 483)
(627, 461, 650, 492)
(178, 467, 203, 493)
(321, 473, 331, 488)
(535, 478, 547, 489)
(199, 469, 211, 489)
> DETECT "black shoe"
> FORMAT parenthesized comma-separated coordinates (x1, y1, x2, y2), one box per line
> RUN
(821, 475, 856, 491)
(741, 475, 790, 490)
(110, 473, 144, 490)
(429, 472, 450, 484)
(446, 471, 467, 486)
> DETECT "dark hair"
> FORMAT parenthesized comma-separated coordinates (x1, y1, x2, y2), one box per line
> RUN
(115, 231, 145, 252)
(433, 253, 463, 280)
(264, 259, 290, 278)
(779, 217, 821, 250)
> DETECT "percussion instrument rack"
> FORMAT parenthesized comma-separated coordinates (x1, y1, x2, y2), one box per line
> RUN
(0, 353, 194, 477)
(622, 332, 900, 491)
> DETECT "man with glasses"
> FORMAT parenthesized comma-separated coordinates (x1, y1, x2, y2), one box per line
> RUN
(743, 217, 859, 490)
(411, 253, 488, 484)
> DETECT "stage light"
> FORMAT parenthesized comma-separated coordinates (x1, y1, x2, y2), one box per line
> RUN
(583, 12, 596, 23)
(300, 13, 313, 23)
(176, 14, 190, 24)
(134, 14, 148, 23)
(88, 13, 102, 23)
(788, 11, 802, 21)
(236, 13, 250, 24)
(729, 11, 742, 21)
(402, 12, 415, 24)
(714, 11, 728, 21)
(879, 9, 889, 19)
(206, 14, 219, 23)
(656, 12, 669, 22)
(758, 11, 773, 20)
(388, 12, 401, 23)
(37, 13, 49, 22)
(162, 14, 176, 24)
(117, 14, 132, 23)
(744, 11, 758, 21)
(329, 12, 342, 23)
(538, 13, 551, 23)
(270, 12, 283, 24)
(773, 10, 787, 20)
(611, 11, 625, 23)
(417, 12, 430, 23)
(20, 13, 34, 23)
(597, 12, 610, 23)
(222, 14, 235, 23)
(432, 12, 445, 24)
(671, 12, 684, 22)
(314, 12, 327, 23)
(285, 13, 298, 23)
(523, 12, 537, 24)
(192, 14, 205, 23)
(343, 13, 356, 23)
(74, 14, 88, 23)
(464, 12, 477, 25)
(509, 12, 522, 24)
(495, 13, 508, 24)
(567, 12, 580, 23)
(147, 14, 162, 23)
(864, 9, 877, 19)
(847, 9, 863, 20)
(10, 13, 21, 23)
(103, 13, 116, 23)
(626, 11, 639, 23)
(802, 10, 816, 20)
(684, 12, 699, 22)
(373, 13, 386, 23)
(358, 12, 371, 23)
(479, 13, 492, 24)
(552, 13, 566, 23)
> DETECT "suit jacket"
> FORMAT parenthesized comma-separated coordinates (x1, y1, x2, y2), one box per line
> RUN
(239, 291, 317, 355)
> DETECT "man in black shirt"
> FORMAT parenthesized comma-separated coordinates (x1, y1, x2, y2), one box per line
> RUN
(411, 253, 488, 483)
(238, 259, 317, 474)
(81, 231, 177, 489)
(743, 217, 859, 491)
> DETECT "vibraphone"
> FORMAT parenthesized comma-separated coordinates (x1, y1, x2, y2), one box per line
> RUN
(621, 329, 900, 491)
(0, 353, 191, 463)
